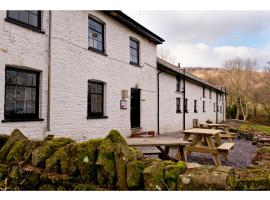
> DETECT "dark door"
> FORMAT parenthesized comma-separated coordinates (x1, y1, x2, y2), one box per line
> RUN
(130, 88, 141, 128)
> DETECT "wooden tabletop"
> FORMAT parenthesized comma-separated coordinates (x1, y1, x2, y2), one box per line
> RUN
(126, 137, 191, 146)
(181, 128, 223, 136)
(199, 123, 229, 127)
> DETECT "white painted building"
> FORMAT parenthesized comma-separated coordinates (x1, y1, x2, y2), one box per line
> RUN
(157, 58, 226, 133)
(0, 10, 226, 140)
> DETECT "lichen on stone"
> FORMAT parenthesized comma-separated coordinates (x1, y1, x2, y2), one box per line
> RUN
(6, 139, 30, 162)
(164, 161, 187, 190)
(127, 160, 145, 190)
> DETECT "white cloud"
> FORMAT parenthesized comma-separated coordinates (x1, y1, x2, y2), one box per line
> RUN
(165, 43, 270, 68)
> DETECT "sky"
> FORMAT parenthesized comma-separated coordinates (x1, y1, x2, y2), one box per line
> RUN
(124, 11, 270, 68)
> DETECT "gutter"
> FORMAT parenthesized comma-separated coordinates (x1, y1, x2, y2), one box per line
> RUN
(47, 10, 52, 131)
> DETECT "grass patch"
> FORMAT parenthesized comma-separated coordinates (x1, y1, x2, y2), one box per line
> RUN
(239, 122, 270, 135)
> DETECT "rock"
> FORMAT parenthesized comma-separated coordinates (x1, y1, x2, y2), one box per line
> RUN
(252, 146, 270, 166)
(40, 172, 70, 187)
(143, 161, 166, 191)
(6, 139, 30, 162)
(31, 137, 74, 167)
(39, 184, 56, 191)
(126, 160, 144, 190)
(96, 135, 116, 188)
(177, 165, 233, 190)
(0, 164, 9, 181)
(0, 129, 27, 161)
(230, 167, 270, 190)
(143, 157, 162, 167)
(0, 134, 9, 149)
(21, 171, 40, 190)
(23, 140, 44, 163)
(164, 161, 187, 191)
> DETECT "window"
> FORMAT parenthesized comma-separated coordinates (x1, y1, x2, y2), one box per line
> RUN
(176, 98, 181, 113)
(214, 102, 216, 112)
(88, 81, 105, 117)
(88, 17, 104, 52)
(203, 87, 205, 98)
(220, 106, 222, 113)
(130, 38, 139, 65)
(176, 76, 181, 92)
(184, 99, 188, 113)
(194, 100, 198, 113)
(6, 11, 41, 30)
(4, 67, 39, 120)
(209, 89, 212, 99)
(203, 101, 206, 112)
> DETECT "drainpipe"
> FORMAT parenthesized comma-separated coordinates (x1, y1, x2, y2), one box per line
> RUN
(157, 71, 162, 135)
(47, 10, 52, 132)
(216, 91, 218, 123)
(183, 68, 186, 130)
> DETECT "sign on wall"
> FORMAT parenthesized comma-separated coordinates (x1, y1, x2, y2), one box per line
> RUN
(120, 100, 127, 109)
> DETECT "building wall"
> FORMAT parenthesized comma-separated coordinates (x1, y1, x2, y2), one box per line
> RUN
(0, 11, 50, 139)
(47, 11, 158, 140)
(159, 72, 226, 133)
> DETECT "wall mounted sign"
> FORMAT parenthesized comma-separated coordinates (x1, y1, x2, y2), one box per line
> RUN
(120, 100, 127, 109)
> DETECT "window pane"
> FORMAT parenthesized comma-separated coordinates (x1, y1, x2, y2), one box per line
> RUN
(17, 72, 28, 85)
(5, 86, 16, 114)
(26, 100, 35, 113)
(19, 11, 28, 24)
(27, 73, 36, 86)
(91, 94, 98, 113)
(97, 42, 103, 51)
(89, 83, 97, 93)
(131, 48, 138, 57)
(130, 40, 138, 49)
(6, 70, 17, 85)
(89, 19, 102, 33)
(16, 86, 25, 101)
(88, 38, 94, 48)
(8, 11, 19, 20)
(16, 100, 26, 114)
(29, 13, 38, 27)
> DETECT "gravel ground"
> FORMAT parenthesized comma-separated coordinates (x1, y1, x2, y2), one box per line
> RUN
(137, 132, 257, 168)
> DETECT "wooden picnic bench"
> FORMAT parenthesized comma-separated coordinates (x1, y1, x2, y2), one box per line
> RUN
(181, 128, 235, 166)
(199, 123, 236, 142)
(126, 137, 191, 162)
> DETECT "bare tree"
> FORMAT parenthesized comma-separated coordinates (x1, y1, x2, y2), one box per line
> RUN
(157, 47, 177, 65)
(223, 57, 257, 121)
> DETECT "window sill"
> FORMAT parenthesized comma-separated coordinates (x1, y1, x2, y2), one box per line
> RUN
(130, 62, 142, 67)
(87, 116, 108, 119)
(88, 47, 107, 56)
(2, 118, 44, 123)
(5, 18, 45, 34)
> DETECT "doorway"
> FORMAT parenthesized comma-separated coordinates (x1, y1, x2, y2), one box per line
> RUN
(130, 88, 141, 128)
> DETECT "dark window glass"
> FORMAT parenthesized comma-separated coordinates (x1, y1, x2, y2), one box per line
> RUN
(7, 11, 41, 29)
(220, 106, 222, 113)
(130, 38, 139, 65)
(176, 76, 181, 92)
(88, 81, 104, 116)
(5, 67, 39, 120)
(203, 101, 206, 112)
(88, 17, 104, 52)
(203, 87, 205, 98)
(184, 99, 188, 113)
(194, 100, 197, 113)
(214, 102, 216, 112)
(176, 98, 181, 113)
(209, 89, 212, 99)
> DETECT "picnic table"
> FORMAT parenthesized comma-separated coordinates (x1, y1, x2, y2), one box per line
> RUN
(181, 128, 234, 166)
(198, 123, 234, 142)
(126, 137, 191, 162)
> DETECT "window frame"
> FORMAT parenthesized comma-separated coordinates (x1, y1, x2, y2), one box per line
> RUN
(209, 89, 212, 99)
(194, 100, 198, 113)
(176, 98, 181, 113)
(203, 86, 205, 98)
(4, 66, 40, 121)
(88, 16, 105, 54)
(203, 101, 206, 113)
(129, 37, 140, 66)
(6, 11, 43, 33)
(87, 80, 107, 118)
(214, 102, 216, 112)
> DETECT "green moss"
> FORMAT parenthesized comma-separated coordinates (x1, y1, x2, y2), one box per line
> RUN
(96, 137, 116, 188)
(127, 160, 145, 190)
(73, 183, 103, 191)
(164, 161, 187, 191)
(143, 161, 166, 191)
(39, 184, 56, 191)
(0, 134, 9, 149)
(0, 129, 27, 161)
(143, 157, 162, 167)
(256, 146, 270, 153)
(105, 129, 127, 144)
(127, 147, 143, 161)
(0, 164, 9, 181)
(31, 137, 74, 167)
(6, 139, 30, 162)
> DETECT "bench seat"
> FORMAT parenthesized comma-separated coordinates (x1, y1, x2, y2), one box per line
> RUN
(217, 142, 235, 151)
